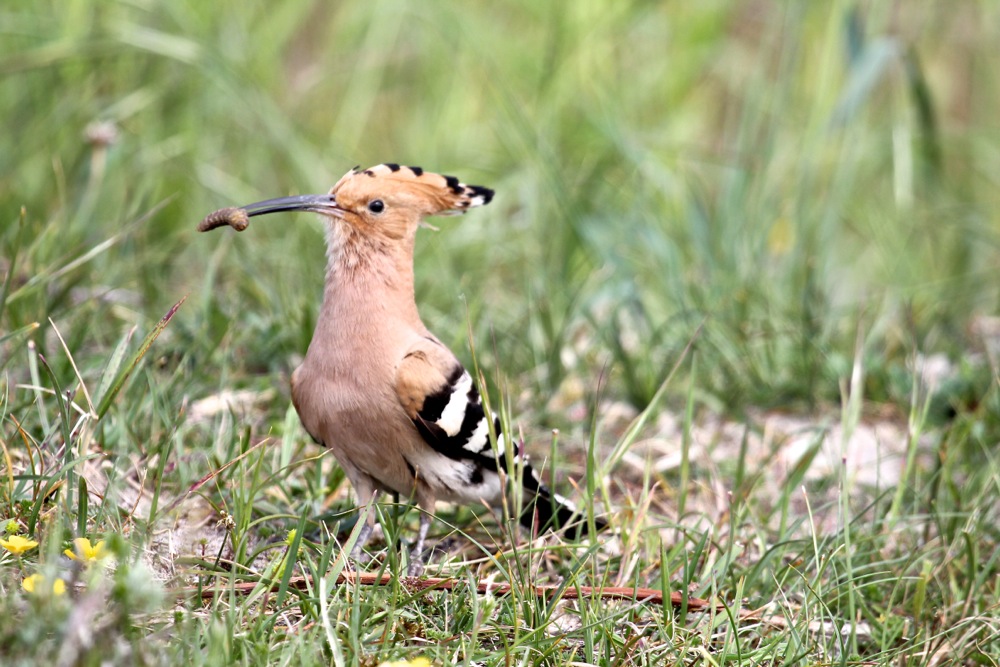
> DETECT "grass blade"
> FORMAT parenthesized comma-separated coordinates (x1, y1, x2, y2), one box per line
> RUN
(0, 206, 28, 326)
(36, 352, 75, 511)
(77, 475, 88, 537)
(95, 296, 186, 419)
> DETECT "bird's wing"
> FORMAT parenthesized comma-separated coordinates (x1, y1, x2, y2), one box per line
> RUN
(395, 337, 500, 467)
(395, 337, 605, 536)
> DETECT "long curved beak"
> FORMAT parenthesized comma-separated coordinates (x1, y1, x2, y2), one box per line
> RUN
(198, 193, 342, 232)
(241, 193, 342, 218)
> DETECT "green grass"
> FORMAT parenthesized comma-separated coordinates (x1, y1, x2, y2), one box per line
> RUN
(2, 1, 1000, 664)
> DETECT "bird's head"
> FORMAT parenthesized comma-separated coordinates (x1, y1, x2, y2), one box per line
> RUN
(198, 164, 494, 242)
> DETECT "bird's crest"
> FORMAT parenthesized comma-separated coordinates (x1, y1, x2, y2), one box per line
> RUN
(331, 164, 494, 217)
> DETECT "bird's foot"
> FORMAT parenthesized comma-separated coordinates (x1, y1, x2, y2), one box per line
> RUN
(349, 546, 372, 566)
(406, 511, 433, 577)
(347, 520, 375, 567)
(406, 552, 425, 578)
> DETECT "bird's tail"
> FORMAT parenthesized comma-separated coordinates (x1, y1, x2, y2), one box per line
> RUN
(516, 461, 607, 538)
(491, 422, 605, 538)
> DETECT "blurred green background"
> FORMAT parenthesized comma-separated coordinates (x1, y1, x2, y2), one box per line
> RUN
(3, 0, 999, 421)
(4, 2, 1000, 664)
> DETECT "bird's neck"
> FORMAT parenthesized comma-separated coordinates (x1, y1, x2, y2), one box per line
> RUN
(312, 225, 423, 347)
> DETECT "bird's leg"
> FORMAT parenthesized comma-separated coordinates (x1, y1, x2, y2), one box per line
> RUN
(407, 510, 432, 577)
(349, 486, 379, 564)
(349, 521, 374, 563)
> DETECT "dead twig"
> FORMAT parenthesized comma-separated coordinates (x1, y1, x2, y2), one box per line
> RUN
(175, 571, 777, 623)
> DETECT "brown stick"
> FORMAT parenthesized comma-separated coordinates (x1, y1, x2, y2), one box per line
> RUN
(176, 571, 765, 619)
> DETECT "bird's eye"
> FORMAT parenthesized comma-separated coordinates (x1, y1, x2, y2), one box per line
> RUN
(367, 199, 385, 214)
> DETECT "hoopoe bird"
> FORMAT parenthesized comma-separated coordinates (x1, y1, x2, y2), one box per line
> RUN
(199, 164, 602, 575)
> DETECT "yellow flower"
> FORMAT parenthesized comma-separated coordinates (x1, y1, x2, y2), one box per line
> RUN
(1, 534, 39, 556)
(377, 659, 432, 667)
(22, 573, 66, 596)
(64, 537, 109, 563)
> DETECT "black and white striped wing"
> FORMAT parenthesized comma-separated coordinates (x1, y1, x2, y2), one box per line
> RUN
(394, 338, 601, 536)
(395, 341, 504, 469)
